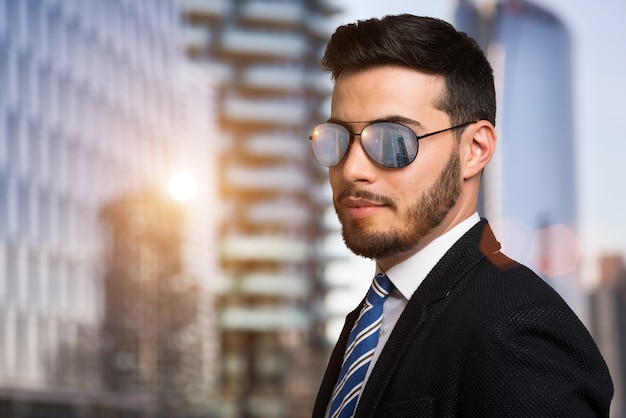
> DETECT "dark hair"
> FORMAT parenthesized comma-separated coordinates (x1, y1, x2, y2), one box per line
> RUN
(322, 14, 496, 127)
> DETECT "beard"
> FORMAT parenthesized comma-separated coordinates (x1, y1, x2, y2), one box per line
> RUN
(335, 146, 461, 260)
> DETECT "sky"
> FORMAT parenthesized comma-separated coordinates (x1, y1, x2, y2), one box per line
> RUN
(331, 0, 626, 281)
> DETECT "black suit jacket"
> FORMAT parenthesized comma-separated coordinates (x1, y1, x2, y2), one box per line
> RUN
(313, 220, 613, 417)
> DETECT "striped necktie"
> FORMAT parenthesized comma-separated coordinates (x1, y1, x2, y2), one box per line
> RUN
(328, 274, 394, 418)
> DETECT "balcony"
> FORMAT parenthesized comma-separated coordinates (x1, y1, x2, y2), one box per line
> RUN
(220, 306, 309, 330)
(219, 28, 307, 59)
(241, 64, 305, 92)
(244, 131, 308, 160)
(223, 95, 307, 126)
(180, 0, 232, 20)
(182, 58, 234, 84)
(182, 25, 211, 51)
(312, 0, 343, 16)
(221, 233, 309, 262)
(240, 0, 304, 26)
(238, 272, 310, 297)
(245, 199, 311, 226)
(225, 163, 309, 193)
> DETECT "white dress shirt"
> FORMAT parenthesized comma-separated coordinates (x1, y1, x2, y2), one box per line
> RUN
(361, 212, 481, 390)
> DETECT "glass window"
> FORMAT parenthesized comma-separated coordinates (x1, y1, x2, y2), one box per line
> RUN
(26, 313, 38, 379)
(18, 182, 30, 238)
(5, 177, 17, 240)
(30, 186, 38, 241)
(26, 0, 42, 52)
(48, 193, 59, 247)
(3, 310, 17, 377)
(0, 111, 6, 170)
(16, 244, 28, 307)
(38, 189, 50, 245)
(37, 65, 51, 127)
(58, 198, 70, 249)
(5, 1, 20, 44)
(28, 251, 39, 308)
(0, 41, 8, 110)
(66, 200, 76, 251)
(0, 312, 5, 378)
(58, 259, 69, 316)
(5, 244, 18, 301)
(58, 137, 69, 194)
(38, 315, 52, 382)
(29, 122, 43, 183)
(49, 256, 68, 316)
(6, 37, 17, 107)
(0, 0, 6, 37)
(6, 113, 19, 174)
(0, 175, 7, 237)
(39, 128, 50, 184)
(15, 314, 27, 374)
(47, 132, 59, 189)
(41, 315, 57, 381)
(46, 65, 60, 128)
(0, 243, 6, 301)
(38, 252, 48, 310)
(49, 133, 70, 195)
(18, 53, 33, 116)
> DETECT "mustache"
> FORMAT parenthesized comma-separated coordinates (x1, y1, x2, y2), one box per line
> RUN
(335, 188, 396, 210)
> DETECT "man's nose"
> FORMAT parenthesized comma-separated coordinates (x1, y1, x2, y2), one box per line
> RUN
(337, 135, 377, 182)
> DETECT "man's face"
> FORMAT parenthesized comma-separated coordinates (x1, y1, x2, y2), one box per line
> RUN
(329, 66, 463, 267)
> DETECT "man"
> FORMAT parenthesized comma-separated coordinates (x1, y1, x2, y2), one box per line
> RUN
(309, 14, 613, 417)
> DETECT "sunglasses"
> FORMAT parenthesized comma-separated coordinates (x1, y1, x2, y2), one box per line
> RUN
(308, 120, 476, 168)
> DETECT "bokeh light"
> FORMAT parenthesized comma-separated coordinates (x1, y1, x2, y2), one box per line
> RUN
(529, 224, 581, 278)
(168, 172, 197, 202)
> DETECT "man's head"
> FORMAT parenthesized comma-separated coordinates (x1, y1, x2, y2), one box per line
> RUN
(322, 14, 496, 128)
(314, 15, 497, 269)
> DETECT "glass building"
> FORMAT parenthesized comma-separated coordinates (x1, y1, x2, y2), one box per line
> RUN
(0, 0, 219, 416)
(455, 0, 585, 316)
(1, 0, 348, 416)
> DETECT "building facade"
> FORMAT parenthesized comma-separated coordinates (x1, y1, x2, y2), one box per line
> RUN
(590, 254, 626, 417)
(0, 0, 219, 416)
(455, 0, 585, 315)
(180, 0, 340, 416)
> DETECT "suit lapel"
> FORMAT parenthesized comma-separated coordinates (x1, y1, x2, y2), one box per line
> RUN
(354, 220, 501, 417)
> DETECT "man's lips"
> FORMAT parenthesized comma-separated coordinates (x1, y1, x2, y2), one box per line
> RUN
(342, 197, 385, 208)
(335, 189, 396, 218)
(340, 197, 388, 218)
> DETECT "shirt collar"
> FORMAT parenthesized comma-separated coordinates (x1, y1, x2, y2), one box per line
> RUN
(377, 213, 481, 300)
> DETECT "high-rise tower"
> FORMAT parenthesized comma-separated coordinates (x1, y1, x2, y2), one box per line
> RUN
(180, 1, 341, 416)
(0, 0, 219, 415)
(456, 0, 583, 314)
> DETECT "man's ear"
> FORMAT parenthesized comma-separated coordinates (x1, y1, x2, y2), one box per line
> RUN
(462, 120, 496, 180)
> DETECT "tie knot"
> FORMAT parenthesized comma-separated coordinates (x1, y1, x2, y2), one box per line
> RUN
(366, 274, 394, 306)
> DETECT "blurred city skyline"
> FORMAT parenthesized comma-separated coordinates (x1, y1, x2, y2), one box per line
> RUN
(1, 1, 624, 417)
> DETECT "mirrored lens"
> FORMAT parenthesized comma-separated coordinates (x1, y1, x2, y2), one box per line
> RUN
(310, 123, 350, 167)
(361, 123, 418, 168)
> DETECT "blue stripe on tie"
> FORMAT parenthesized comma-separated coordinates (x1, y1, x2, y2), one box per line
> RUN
(328, 274, 394, 418)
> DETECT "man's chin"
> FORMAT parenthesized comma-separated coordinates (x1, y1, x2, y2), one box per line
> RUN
(342, 229, 400, 259)
(341, 214, 389, 232)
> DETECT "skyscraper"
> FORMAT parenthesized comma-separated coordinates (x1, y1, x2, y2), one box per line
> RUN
(590, 254, 626, 416)
(455, 0, 584, 315)
(180, 0, 341, 416)
(0, 0, 218, 415)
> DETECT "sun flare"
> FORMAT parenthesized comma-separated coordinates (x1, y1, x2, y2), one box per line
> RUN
(168, 172, 197, 201)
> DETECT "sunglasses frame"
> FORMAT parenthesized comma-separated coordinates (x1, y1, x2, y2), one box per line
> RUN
(309, 120, 477, 168)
